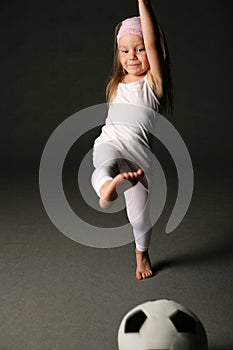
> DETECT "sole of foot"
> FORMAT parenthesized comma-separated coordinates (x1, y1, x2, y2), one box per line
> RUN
(99, 169, 144, 209)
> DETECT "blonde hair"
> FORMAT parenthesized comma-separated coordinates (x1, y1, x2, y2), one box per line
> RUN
(106, 23, 125, 103)
(106, 21, 173, 115)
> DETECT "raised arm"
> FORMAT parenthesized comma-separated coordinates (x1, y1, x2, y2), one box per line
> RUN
(138, 0, 163, 98)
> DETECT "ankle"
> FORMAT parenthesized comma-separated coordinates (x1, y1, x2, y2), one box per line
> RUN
(135, 248, 148, 255)
(99, 180, 112, 197)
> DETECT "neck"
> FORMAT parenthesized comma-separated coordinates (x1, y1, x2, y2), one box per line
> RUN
(122, 73, 146, 83)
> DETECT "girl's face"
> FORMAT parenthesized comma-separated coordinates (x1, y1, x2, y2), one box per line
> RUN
(118, 34, 150, 76)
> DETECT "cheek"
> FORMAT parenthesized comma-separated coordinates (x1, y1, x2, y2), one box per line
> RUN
(141, 54, 149, 66)
(121, 59, 128, 69)
(119, 54, 126, 66)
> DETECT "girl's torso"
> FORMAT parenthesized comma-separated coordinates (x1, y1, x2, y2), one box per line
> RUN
(94, 75, 160, 148)
(113, 74, 160, 111)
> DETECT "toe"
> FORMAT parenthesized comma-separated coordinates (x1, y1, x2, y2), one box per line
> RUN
(137, 169, 143, 176)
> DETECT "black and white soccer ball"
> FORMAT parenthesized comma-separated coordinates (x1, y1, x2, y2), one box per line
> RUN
(118, 299, 208, 350)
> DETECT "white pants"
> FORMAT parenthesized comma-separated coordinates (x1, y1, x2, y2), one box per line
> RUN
(91, 142, 152, 252)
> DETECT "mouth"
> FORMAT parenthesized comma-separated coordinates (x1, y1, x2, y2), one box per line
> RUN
(127, 64, 140, 67)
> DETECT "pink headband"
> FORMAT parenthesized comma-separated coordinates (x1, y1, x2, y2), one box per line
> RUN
(117, 16, 143, 44)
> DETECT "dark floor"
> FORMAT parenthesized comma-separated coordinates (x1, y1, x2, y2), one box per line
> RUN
(0, 162, 232, 350)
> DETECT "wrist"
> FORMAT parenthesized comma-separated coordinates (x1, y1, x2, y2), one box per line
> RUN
(138, 0, 150, 6)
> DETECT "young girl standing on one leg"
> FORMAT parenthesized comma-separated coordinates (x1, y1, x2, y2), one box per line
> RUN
(91, 0, 172, 279)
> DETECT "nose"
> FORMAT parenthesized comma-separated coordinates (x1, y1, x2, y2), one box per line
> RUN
(129, 49, 137, 60)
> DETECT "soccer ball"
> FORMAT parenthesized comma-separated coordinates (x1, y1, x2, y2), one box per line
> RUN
(118, 299, 208, 350)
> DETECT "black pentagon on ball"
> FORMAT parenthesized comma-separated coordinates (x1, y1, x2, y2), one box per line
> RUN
(169, 310, 196, 333)
(124, 310, 147, 333)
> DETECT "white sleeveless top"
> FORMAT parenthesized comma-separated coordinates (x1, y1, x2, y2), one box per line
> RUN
(113, 74, 159, 110)
(94, 75, 160, 149)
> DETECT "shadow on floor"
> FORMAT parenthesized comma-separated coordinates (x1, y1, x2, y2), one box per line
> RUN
(209, 347, 233, 350)
(152, 229, 233, 274)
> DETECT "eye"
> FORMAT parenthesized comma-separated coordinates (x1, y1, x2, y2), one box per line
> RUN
(137, 47, 145, 53)
(121, 50, 129, 54)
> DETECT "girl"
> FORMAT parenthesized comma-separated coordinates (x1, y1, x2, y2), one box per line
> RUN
(91, 0, 172, 280)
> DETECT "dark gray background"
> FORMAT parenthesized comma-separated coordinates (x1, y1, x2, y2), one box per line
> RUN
(0, 0, 232, 168)
(0, 1, 232, 350)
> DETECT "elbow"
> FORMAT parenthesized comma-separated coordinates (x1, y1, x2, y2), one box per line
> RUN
(145, 39, 157, 52)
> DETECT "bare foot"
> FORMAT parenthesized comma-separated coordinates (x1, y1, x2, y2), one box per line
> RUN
(99, 169, 144, 208)
(135, 248, 153, 280)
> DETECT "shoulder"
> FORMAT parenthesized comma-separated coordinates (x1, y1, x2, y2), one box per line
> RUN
(146, 70, 163, 101)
